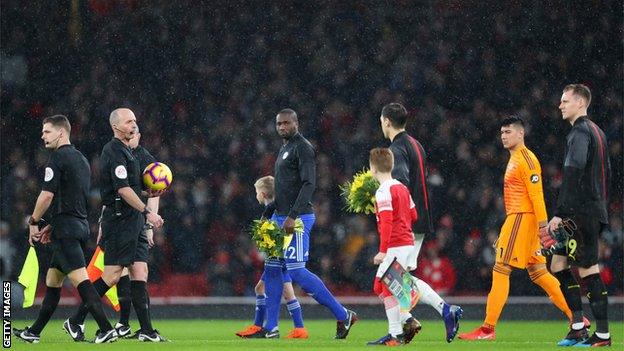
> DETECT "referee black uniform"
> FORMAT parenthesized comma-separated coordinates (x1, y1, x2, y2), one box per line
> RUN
(99, 137, 145, 266)
(44, 145, 91, 274)
(70, 138, 161, 339)
(390, 131, 434, 235)
(19, 139, 115, 342)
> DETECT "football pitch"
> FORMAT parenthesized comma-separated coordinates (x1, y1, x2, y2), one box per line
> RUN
(9, 319, 623, 350)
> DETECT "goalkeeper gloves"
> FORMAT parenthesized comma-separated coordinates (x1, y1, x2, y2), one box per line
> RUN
(539, 226, 556, 249)
(541, 219, 577, 255)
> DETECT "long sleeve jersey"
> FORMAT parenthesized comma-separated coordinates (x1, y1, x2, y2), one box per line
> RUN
(274, 133, 315, 218)
(556, 117, 610, 223)
(504, 145, 548, 226)
(390, 131, 434, 234)
(375, 179, 418, 253)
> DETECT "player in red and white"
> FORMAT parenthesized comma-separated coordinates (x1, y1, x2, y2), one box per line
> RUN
(367, 148, 421, 346)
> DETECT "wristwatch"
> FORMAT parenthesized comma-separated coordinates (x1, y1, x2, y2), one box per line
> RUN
(28, 216, 39, 226)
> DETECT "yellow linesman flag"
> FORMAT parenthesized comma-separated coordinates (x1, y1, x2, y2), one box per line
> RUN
(18, 246, 39, 308)
(86, 246, 120, 311)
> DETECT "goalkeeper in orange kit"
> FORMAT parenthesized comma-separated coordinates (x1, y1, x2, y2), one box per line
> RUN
(459, 116, 587, 341)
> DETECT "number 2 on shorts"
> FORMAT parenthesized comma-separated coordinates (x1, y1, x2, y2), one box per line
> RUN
(285, 246, 296, 260)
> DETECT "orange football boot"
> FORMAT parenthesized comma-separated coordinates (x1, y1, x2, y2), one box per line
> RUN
(235, 325, 262, 338)
(458, 325, 495, 340)
(285, 327, 309, 339)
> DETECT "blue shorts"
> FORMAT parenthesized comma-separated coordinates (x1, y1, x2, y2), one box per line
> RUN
(272, 213, 315, 266)
(260, 258, 292, 283)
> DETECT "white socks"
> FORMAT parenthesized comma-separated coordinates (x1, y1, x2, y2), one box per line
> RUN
(412, 275, 445, 316)
(383, 296, 403, 337)
(571, 322, 585, 330)
(400, 311, 412, 324)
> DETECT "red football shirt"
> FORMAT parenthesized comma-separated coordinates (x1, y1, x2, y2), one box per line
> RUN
(375, 179, 418, 253)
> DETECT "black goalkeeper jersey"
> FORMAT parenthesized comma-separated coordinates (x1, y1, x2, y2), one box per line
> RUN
(274, 133, 315, 218)
(555, 116, 611, 223)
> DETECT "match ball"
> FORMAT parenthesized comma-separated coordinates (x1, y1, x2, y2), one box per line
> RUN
(143, 162, 173, 191)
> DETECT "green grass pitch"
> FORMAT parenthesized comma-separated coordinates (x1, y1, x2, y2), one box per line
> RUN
(9, 319, 622, 350)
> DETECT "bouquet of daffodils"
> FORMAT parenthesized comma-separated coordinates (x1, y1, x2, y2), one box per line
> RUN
(340, 169, 380, 215)
(250, 218, 304, 258)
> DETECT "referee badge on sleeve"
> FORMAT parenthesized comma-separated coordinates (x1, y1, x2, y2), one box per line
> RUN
(115, 165, 128, 179)
(530, 174, 539, 183)
(44, 167, 54, 182)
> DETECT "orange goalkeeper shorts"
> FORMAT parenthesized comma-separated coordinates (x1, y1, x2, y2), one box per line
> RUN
(495, 213, 546, 269)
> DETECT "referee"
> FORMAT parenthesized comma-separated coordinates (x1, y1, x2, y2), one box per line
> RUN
(112, 129, 164, 340)
(13, 115, 117, 344)
(65, 108, 164, 342)
(543, 84, 611, 347)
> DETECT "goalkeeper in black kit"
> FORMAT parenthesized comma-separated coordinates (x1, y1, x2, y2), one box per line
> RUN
(540, 84, 612, 347)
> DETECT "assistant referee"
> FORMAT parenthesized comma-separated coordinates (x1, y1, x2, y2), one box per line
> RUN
(13, 115, 117, 344)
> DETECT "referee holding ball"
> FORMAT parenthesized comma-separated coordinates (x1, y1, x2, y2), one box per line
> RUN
(65, 108, 165, 342)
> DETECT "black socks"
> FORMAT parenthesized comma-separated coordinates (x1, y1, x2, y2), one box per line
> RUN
(554, 269, 584, 324)
(29, 287, 61, 334)
(117, 275, 132, 326)
(582, 273, 609, 334)
(131, 280, 153, 332)
(70, 277, 110, 325)
(76, 279, 113, 332)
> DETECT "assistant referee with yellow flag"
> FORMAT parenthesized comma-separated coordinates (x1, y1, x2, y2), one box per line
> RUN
(13, 115, 117, 344)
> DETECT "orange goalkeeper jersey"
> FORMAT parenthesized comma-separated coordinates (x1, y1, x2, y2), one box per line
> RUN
(503, 145, 548, 226)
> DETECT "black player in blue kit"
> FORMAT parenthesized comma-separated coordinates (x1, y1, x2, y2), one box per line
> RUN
(249, 109, 357, 339)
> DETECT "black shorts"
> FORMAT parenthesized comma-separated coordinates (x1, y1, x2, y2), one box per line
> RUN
(48, 216, 89, 274)
(134, 229, 149, 263)
(50, 215, 90, 239)
(553, 214, 600, 268)
(49, 237, 87, 274)
(101, 212, 144, 267)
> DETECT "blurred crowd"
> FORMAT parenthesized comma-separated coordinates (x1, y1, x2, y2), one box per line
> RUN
(1, 1, 622, 296)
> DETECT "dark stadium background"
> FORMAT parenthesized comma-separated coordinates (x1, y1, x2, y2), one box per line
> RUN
(1, 1, 622, 319)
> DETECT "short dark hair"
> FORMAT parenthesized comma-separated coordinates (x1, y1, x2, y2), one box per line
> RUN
(564, 84, 592, 107)
(500, 115, 525, 129)
(43, 115, 71, 133)
(381, 103, 408, 128)
(369, 147, 394, 173)
(277, 108, 298, 122)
